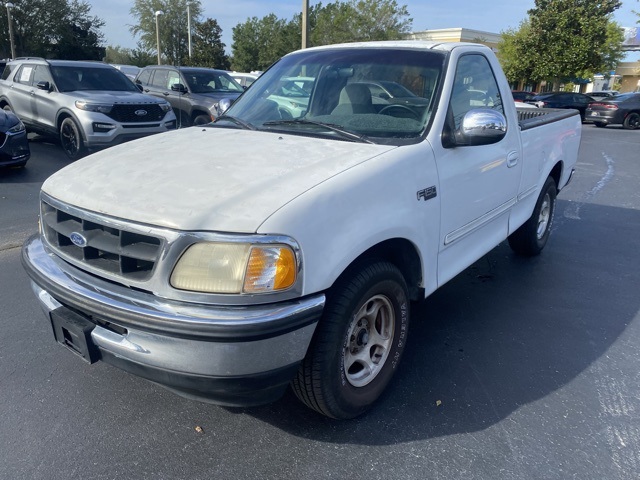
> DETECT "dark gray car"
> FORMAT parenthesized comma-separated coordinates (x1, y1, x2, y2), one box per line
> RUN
(135, 66, 244, 127)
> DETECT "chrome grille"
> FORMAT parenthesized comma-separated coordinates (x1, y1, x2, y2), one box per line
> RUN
(41, 200, 163, 282)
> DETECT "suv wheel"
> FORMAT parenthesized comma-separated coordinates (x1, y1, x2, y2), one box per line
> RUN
(60, 117, 86, 160)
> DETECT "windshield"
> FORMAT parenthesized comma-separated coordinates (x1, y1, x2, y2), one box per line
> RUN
(183, 71, 244, 94)
(217, 47, 445, 145)
(51, 66, 138, 92)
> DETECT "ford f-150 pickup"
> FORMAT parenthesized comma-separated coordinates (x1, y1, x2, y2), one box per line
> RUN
(22, 41, 581, 419)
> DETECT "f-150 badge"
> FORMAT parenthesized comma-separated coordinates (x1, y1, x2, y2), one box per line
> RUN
(417, 186, 437, 201)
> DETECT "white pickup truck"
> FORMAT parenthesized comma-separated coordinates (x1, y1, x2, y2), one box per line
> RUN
(22, 41, 581, 419)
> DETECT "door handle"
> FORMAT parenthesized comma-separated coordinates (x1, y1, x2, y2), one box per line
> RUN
(507, 151, 519, 168)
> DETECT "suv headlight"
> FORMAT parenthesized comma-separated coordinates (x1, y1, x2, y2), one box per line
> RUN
(170, 242, 297, 294)
(159, 102, 172, 112)
(7, 120, 26, 134)
(75, 101, 113, 114)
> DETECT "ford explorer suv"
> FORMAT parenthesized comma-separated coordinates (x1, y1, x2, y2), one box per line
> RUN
(0, 59, 176, 159)
(135, 66, 244, 127)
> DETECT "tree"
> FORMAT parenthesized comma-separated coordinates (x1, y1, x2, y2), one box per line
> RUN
(185, 18, 230, 69)
(231, 14, 297, 72)
(0, 0, 104, 59)
(498, 21, 536, 86)
(130, 0, 204, 65)
(231, 0, 412, 72)
(104, 43, 156, 67)
(526, 0, 622, 88)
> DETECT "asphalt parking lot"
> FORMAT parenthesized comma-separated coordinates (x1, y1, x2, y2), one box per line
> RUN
(1, 126, 639, 479)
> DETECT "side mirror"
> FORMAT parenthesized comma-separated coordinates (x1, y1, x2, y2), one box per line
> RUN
(135, 83, 143, 92)
(171, 83, 188, 93)
(36, 81, 51, 92)
(456, 108, 507, 146)
(217, 98, 232, 115)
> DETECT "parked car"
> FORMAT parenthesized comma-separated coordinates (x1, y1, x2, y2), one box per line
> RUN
(0, 59, 176, 159)
(267, 76, 315, 117)
(135, 66, 244, 126)
(111, 64, 141, 81)
(529, 92, 595, 120)
(229, 72, 259, 88)
(0, 108, 30, 168)
(511, 90, 537, 102)
(22, 41, 582, 419)
(585, 92, 640, 129)
(588, 90, 619, 101)
(352, 80, 430, 108)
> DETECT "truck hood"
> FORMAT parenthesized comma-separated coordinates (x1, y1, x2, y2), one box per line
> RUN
(71, 90, 167, 104)
(42, 127, 395, 232)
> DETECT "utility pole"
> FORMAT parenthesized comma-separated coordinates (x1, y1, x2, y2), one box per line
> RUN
(301, 0, 309, 49)
(155, 10, 163, 65)
(5, 3, 16, 59)
(187, 4, 192, 58)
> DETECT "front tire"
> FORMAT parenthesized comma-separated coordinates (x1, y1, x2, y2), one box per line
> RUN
(59, 117, 86, 160)
(192, 114, 211, 126)
(508, 176, 557, 256)
(292, 260, 410, 419)
(594, 122, 607, 128)
(623, 112, 640, 130)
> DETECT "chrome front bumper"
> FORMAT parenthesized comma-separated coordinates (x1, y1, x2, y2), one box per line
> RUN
(22, 234, 325, 406)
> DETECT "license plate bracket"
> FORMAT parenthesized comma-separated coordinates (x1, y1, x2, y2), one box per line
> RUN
(50, 307, 99, 364)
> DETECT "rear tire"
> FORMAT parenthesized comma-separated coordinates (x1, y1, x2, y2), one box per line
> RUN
(594, 122, 606, 128)
(59, 117, 86, 160)
(623, 112, 640, 130)
(292, 260, 410, 419)
(508, 176, 557, 256)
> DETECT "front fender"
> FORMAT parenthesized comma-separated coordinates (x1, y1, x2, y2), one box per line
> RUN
(258, 141, 440, 298)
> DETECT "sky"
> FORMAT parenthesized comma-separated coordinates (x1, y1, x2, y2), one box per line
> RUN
(88, 0, 640, 60)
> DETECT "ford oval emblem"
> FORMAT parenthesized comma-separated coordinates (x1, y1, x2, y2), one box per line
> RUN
(135, 109, 148, 116)
(70, 232, 87, 247)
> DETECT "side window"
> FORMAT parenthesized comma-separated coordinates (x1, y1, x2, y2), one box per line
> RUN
(15, 65, 35, 86)
(32, 66, 53, 86)
(449, 54, 504, 129)
(136, 69, 151, 86)
(150, 70, 168, 88)
(167, 70, 181, 89)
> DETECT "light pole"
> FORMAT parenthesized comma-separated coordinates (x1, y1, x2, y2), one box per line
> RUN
(154, 10, 163, 65)
(5, 2, 16, 59)
(301, 0, 309, 49)
(187, 3, 192, 59)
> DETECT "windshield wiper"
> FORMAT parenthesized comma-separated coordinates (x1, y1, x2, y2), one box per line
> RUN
(262, 118, 374, 144)
(215, 115, 256, 130)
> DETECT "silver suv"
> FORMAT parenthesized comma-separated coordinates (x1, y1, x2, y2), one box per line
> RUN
(0, 59, 177, 159)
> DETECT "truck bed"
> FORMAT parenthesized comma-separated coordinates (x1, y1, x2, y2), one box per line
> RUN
(517, 107, 580, 130)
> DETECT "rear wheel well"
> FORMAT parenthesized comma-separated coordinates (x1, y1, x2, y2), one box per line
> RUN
(549, 161, 562, 189)
(333, 239, 423, 302)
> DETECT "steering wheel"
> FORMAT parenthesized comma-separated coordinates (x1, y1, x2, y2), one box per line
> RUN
(379, 104, 420, 120)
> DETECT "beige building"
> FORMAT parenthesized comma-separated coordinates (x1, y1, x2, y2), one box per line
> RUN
(616, 62, 640, 93)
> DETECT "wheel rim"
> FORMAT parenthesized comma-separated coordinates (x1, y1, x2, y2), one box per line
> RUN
(61, 122, 78, 155)
(629, 114, 640, 129)
(343, 294, 395, 388)
(536, 193, 551, 239)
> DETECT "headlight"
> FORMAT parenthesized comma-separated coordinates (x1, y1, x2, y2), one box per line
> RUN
(170, 242, 297, 294)
(75, 100, 113, 114)
(159, 102, 172, 112)
(7, 120, 25, 134)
